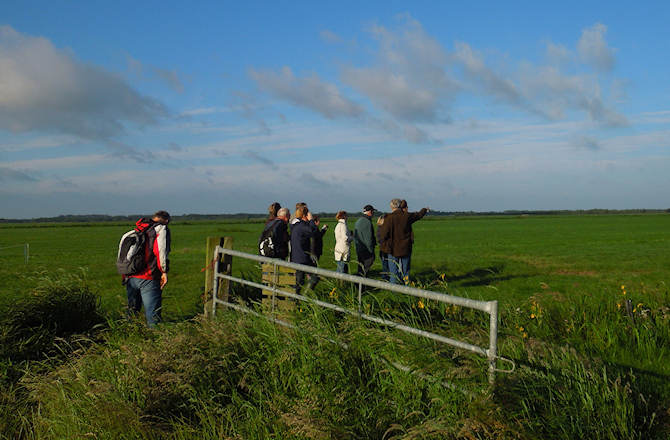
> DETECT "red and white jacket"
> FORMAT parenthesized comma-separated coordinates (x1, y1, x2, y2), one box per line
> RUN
(130, 220, 171, 282)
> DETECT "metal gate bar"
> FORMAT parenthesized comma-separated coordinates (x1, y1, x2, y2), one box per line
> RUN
(211, 246, 505, 383)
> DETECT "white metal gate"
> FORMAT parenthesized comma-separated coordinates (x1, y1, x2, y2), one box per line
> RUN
(210, 246, 511, 384)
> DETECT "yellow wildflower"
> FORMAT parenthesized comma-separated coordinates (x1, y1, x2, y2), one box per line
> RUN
(417, 300, 425, 309)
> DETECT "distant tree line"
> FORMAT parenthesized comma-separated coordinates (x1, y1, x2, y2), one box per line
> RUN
(1, 208, 669, 224)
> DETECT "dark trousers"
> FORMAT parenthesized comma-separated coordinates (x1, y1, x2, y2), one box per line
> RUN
(295, 269, 318, 294)
(356, 249, 375, 278)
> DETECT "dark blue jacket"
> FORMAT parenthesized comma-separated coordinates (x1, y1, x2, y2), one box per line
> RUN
(290, 219, 318, 265)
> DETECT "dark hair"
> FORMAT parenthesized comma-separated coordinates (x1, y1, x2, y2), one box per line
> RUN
(153, 210, 171, 222)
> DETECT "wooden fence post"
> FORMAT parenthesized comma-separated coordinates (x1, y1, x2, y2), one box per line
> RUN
(204, 236, 233, 316)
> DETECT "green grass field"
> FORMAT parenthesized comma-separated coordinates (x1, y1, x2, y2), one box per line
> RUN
(2, 214, 668, 315)
(1, 213, 669, 439)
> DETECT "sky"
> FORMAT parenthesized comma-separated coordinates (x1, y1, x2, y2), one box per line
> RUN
(1, 1, 669, 219)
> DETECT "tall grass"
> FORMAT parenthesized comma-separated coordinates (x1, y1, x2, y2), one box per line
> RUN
(495, 282, 669, 439)
(16, 306, 478, 439)
(0, 271, 105, 438)
(1, 273, 669, 438)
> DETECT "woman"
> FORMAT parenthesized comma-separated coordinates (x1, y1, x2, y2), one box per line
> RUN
(333, 211, 353, 274)
(290, 205, 319, 293)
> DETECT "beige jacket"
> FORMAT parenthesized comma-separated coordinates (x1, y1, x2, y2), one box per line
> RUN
(333, 219, 353, 262)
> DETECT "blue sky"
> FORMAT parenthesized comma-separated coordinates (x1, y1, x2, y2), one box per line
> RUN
(1, 1, 669, 218)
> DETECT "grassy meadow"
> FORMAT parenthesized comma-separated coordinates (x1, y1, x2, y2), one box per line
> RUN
(1, 213, 669, 439)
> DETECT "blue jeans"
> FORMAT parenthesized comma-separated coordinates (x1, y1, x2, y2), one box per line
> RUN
(126, 277, 162, 327)
(388, 255, 411, 285)
(336, 260, 349, 274)
(379, 251, 389, 281)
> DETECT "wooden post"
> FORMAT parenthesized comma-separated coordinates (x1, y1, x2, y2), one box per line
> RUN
(204, 236, 233, 316)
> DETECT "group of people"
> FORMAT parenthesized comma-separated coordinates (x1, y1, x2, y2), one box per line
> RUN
(263, 199, 429, 289)
(263, 202, 327, 294)
(122, 199, 429, 327)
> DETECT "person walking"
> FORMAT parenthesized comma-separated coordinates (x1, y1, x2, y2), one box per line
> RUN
(333, 211, 353, 273)
(354, 204, 376, 278)
(124, 210, 171, 327)
(379, 199, 429, 285)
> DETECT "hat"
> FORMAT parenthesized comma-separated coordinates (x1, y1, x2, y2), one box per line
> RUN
(363, 204, 375, 212)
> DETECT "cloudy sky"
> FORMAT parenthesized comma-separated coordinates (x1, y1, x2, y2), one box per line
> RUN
(1, 1, 669, 218)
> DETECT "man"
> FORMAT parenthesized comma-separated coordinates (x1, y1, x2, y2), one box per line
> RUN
(354, 204, 376, 277)
(125, 210, 171, 327)
(260, 207, 290, 259)
(379, 199, 429, 285)
(273, 207, 291, 259)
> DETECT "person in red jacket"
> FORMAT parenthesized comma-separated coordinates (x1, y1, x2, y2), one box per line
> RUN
(126, 210, 171, 327)
(379, 199, 429, 285)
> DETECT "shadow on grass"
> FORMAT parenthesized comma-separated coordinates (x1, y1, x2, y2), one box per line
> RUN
(413, 264, 535, 288)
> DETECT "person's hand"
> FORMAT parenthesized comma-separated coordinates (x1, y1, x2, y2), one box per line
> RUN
(160, 273, 168, 289)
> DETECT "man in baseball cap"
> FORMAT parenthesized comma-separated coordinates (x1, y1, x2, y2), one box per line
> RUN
(353, 204, 376, 277)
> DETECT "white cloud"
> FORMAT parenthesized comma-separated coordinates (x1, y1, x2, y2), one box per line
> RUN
(517, 64, 628, 127)
(453, 42, 524, 108)
(545, 43, 572, 67)
(249, 66, 364, 119)
(342, 15, 456, 123)
(0, 26, 170, 140)
(577, 23, 617, 72)
(249, 16, 629, 145)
